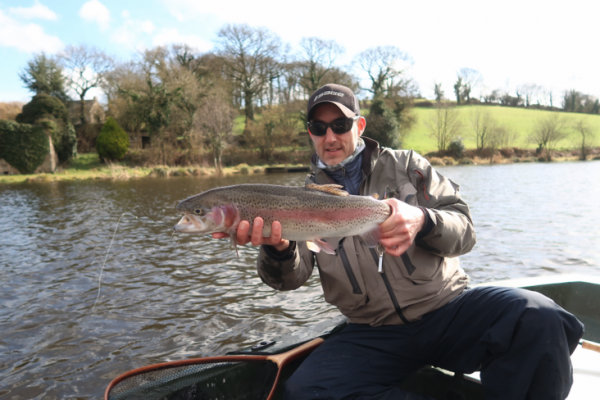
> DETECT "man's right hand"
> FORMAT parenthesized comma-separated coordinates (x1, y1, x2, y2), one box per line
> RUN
(212, 217, 290, 252)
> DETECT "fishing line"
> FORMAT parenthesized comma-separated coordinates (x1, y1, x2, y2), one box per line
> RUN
(92, 212, 136, 312)
(92, 212, 178, 312)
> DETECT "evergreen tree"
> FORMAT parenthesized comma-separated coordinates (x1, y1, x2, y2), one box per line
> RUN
(363, 99, 400, 148)
(96, 117, 130, 161)
(19, 53, 69, 103)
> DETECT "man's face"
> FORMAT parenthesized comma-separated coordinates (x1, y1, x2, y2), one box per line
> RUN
(308, 103, 366, 166)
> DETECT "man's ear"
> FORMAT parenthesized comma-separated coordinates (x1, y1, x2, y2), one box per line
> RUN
(357, 116, 366, 136)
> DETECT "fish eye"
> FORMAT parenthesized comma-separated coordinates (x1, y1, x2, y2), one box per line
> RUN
(194, 207, 204, 215)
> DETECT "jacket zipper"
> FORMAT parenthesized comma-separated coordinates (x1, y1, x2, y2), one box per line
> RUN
(338, 239, 362, 295)
(369, 248, 410, 324)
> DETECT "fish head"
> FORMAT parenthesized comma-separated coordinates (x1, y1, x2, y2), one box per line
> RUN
(174, 194, 237, 234)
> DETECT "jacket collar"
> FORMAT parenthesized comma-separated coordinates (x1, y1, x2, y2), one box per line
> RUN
(310, 137, 381, 184)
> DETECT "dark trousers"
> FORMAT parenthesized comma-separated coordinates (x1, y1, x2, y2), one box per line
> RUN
(284, 286, 584, 400)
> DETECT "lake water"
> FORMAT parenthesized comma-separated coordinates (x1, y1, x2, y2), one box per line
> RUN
(1, 160, 599, 399)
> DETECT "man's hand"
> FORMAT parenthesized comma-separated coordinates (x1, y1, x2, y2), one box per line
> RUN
(379, 199, 425, 257)
(212, 217, 290, 252)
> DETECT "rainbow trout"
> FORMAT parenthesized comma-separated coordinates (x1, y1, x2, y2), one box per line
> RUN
(174, 184, 391, 254)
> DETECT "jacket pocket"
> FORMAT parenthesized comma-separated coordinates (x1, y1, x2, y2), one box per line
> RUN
(317, 238, 368, 311)
(397, 245, 443, 284)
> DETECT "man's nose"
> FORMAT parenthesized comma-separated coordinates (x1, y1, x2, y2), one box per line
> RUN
(324, 127, 337, 142)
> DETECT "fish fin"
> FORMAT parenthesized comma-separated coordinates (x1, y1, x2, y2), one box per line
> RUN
(371, 193, 379, 200)
(305, 183, 349, 197)
(359, 227, 381, 248)
(306, 241, 321, 253)
(307, 238, 337, 255)
(230, 232, 239, 257)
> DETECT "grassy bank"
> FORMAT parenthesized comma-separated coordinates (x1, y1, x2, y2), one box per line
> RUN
(0, 153, 301, 184)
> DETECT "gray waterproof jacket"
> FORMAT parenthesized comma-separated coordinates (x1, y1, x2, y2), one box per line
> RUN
(257, 138, 475, 326)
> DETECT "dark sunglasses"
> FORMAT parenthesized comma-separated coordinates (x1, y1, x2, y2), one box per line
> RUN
(308, 116, 359, 137)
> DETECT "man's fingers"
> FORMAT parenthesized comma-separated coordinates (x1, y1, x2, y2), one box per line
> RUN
(270, 221, 282, 244)
(236, 220, 251, 245)
(250, 217, 264, 246)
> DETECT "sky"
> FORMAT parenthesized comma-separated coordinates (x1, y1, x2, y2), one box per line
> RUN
(1, 0, 599, 104)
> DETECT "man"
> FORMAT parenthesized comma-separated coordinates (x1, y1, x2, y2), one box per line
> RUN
(213, 84, 583, 399)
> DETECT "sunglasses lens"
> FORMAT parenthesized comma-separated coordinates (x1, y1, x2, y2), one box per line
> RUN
(309, 118, 356, 136)
(331, 119, 353, 134)
(309, 122, 328, 136)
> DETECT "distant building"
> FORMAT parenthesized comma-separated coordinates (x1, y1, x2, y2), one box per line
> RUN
(67, 97, 106, 126)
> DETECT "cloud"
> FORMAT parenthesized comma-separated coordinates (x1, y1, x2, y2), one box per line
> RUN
(152, 28, 212, 52)
(79, 0, 110, 31)
(9, 0, 58, 21)
(0, 10, 63, 53)
(111, 19, 156, 49)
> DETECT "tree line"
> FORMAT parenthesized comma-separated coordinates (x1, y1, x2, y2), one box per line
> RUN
(433, 68, 600, 114)
(16, 24, 418, 170)
(13, 23, 599, 170)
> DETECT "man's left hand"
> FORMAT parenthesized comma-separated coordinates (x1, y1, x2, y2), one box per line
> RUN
(379, 199, 425, 257)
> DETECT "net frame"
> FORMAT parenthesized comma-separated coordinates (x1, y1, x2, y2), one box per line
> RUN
(105, 338, 324, 400)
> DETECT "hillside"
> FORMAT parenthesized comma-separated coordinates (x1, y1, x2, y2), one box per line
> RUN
(403, 105, 600, 154)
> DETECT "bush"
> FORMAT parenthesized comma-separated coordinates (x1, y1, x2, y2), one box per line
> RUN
(442, 157, 456, 165)
(0, 120, 49, 173)
(458, 158, 474, 165)
(363, 98, 400, 148)
(428, 157, 444, 166)
(15, 94, 76, 163)
(413, 101, 434, 108)
(447, 137, 465, 159)
(96, 117, 130, 161)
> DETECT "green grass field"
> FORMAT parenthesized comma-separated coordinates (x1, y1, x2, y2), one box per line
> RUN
(404, 106, 600, 154)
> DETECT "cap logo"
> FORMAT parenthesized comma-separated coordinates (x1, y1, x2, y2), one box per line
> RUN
(313, 90, 345, 103)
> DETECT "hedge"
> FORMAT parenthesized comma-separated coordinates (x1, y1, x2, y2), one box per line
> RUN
(15, 94, 76, 163)
(0, 120, 50, 174)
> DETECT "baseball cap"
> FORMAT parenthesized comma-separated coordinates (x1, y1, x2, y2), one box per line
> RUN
(307, 84, 360, 121)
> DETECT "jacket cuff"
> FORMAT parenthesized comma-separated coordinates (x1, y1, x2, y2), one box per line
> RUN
(263, 241, 296, 261)
(416, 207, 434, 240)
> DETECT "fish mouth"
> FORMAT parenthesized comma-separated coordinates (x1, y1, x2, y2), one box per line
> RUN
(174, 213, 208, 233)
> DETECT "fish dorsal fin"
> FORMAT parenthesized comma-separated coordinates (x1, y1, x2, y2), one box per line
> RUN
(305, 184, 349, 197)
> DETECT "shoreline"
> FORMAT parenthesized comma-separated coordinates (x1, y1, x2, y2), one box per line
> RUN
(1, 152, 598, 185)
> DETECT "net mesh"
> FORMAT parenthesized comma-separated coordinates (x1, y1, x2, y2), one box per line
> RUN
(108, 360, 278, 400)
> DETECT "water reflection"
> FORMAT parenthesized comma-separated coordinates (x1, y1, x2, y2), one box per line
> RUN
(0, 161, 599, 398)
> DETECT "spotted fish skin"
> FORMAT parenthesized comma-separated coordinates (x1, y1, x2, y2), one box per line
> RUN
(174, 184, 391, 248)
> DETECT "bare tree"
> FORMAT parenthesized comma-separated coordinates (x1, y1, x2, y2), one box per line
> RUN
(196, 91, 236, 173)
(529, 113, 569, 160)
(296, 37, 345, 93)
(216, 24, 282, 126)
(458, 68, 482, 104)
(469, 107, 495, 151)
(487, 125, 516, 164)
(434, 82, 444, 102)
(59, 45, 113, 125)
(518, 83, 541, 107)
(355, 46, 411, 98)
(427, 104, 463, 151)
(573, 118, 596, 161)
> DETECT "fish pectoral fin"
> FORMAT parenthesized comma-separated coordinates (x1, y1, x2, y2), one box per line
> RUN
(305, 183, 349, 197)
(307, 239, 336, 255)
(359, 227, 381, 248)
